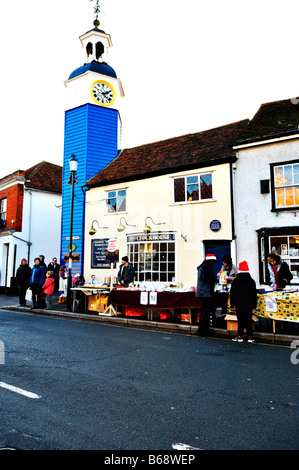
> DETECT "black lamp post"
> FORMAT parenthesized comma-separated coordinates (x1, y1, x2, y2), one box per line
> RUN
(67, 154, 78, 310)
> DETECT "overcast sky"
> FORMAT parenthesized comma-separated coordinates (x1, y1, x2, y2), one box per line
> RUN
(0, 0, 298, 179)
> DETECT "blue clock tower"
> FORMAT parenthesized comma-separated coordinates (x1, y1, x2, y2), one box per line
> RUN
(60, 11, 124, 278)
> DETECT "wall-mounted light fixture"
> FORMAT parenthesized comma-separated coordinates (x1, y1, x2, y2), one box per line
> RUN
(143, 216, 165, 234)
(181, 234, 187, 242)
(117, 217, 136, 232)
(89, 220, 108, 236)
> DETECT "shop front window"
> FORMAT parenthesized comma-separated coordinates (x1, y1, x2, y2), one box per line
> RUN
(127, 234, 176, 282)
(269, 235, 299, 283)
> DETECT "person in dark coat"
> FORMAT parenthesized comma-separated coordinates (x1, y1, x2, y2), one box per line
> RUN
(196, 254, 217, 336)
(230, 261, 257, 342)
(267, 253, 293, 289)
(117, 256, 135, 287)
(29, 258, 46, 309)
(16, 258, 31, 306)
(47, 257, 60, 292)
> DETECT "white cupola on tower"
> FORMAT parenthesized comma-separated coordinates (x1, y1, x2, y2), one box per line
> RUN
(80, 20, 112, 64)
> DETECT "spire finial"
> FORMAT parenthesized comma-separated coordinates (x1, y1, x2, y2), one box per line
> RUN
(90, 0, 101, 28)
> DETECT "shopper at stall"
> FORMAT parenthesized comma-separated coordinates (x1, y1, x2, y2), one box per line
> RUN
(217, 255, 238, 284)
(267, 253, 293, 289)
(117, 256, 135, 287)
(196, 254, 217, 336)
(230, 261, 257, 342)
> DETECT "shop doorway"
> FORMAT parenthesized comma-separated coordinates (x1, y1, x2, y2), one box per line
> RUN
(203, 241, 231, 276)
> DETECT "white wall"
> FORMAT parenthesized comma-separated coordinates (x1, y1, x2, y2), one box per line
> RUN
(234, 138, 299, 286)
(0, 188, 62, 287)
(84, 163, 234, 286)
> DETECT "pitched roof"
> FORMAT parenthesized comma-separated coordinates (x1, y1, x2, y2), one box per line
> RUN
(236, 97, 299, 146)
(86, 119, 250, 188)
(25, 161, 62, 193)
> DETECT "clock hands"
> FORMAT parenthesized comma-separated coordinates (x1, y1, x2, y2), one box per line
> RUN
(91, 81, 115, 105)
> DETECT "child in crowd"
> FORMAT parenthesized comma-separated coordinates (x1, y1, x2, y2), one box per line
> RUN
(58, 265, 67, 303)
(90, 274, 98, 294)
(42, 271, 55, 309)
(229, 261, 257, 343)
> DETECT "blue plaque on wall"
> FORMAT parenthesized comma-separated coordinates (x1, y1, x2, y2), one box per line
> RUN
(210, 220, 221, 232)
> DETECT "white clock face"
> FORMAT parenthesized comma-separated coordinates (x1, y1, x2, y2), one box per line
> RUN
(91, 81, 115, 106)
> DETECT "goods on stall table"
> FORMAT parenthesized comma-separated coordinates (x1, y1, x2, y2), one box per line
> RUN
(254, 290, 299, 322)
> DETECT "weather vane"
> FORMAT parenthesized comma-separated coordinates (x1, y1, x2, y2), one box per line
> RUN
(90, 0, 101, 28)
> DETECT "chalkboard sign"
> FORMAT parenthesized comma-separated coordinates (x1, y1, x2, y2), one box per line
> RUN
(91, 239, 116, 269)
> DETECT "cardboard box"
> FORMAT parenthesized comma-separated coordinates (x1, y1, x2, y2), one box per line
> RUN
(100, 295, 108, 313)
(225, 314, 258, 332)
(88, 294, 99, 312)
(181, 313, 190, 322)
(125, 307, 144, 317)
(225, 314, 238, 331)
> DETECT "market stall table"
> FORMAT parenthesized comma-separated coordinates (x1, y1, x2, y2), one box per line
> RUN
(108, 288, 228, 323)
(71, 286, 110, 313)
(253, 290, 299, 333)
(227, 290, 299, 333)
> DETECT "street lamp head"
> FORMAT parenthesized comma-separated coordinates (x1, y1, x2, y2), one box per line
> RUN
(69, 154, 78, 173)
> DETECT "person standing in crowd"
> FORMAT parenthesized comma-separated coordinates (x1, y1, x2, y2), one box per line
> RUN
(217, 255, 238, 284)
(267, 253, 293, 289)
(47, 257, 60, 292)
(217, 254, 238, 316)
(58, 265, 68, 303)
(230, 261, 257, 343)
(196, 254, 217, 337)
(29, 257, 46, 309)
(42, 271, 55, 309)
(16, 258, 31, 306)
(39, 255, 47, 271)
(117, 256, 135, 287)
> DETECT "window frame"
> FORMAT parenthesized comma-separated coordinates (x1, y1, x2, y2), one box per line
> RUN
(270, 159, 299, 211)
(257, 227, 299, 285)
(106, 188, 127, 214)
(172, 171, 214, 204)
(127, 233, 176, 283)
(0, 198, 7, 224)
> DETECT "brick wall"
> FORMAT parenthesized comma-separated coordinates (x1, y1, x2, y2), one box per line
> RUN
(0, 183, 24, 232)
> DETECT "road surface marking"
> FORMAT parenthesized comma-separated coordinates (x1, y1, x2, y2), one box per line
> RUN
(0, 381, 41, 399)
(172, 443, 201, 450)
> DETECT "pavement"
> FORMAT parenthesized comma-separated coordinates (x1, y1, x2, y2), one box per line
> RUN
(0, 292, 298, 346)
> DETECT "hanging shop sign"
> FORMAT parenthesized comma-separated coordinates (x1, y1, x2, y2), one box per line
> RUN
(64, 254, 80, 262)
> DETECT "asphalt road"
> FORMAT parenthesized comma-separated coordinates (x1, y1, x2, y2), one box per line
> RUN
(0, 308, 298, 451)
